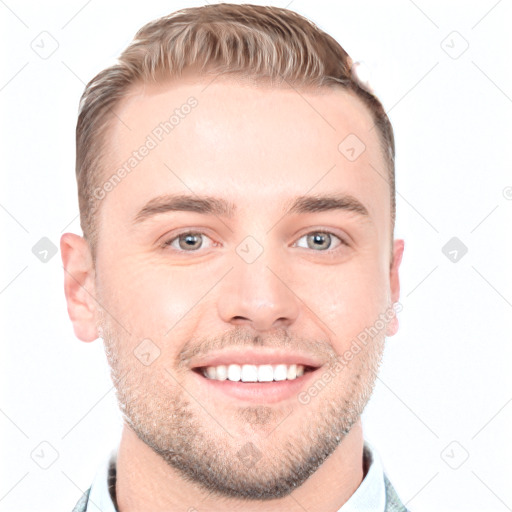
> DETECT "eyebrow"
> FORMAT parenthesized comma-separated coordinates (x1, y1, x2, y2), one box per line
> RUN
(132, 192, 370, 224)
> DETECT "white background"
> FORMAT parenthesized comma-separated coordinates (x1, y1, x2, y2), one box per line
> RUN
(1, 1, 511, 511)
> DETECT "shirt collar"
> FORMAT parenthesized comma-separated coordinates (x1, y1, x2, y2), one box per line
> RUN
(86, 439, 385, 512)
(85, 446, 118, 512)
(337, 439, 386, 511)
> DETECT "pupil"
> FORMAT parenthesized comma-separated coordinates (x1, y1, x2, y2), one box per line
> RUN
(181, 234, 201, 250)
(310, 233, 329, 249)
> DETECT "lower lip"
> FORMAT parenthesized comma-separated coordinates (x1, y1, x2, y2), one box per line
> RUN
(191, 368, 319, 404)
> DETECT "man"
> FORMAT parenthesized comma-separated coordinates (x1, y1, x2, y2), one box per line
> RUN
(62, 3, 407, 511)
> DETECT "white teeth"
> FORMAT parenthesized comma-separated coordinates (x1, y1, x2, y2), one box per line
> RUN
(258, 365, 274, 382)
(205, 366, 217, 380)
(273, 364, 288, 381)
(215, 365, 227, 381)
(227, 364, 241, 381)
(200, 363, 309, 382)
(286, 364, 297, 380)
(241, 365, 258, 382)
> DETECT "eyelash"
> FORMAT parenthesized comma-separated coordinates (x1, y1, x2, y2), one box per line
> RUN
(161, 229, 349, 255)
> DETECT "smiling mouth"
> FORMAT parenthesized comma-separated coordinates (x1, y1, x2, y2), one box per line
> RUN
(192, 363, 319, 382)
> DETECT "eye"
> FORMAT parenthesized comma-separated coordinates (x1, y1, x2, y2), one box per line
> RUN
(162, 229, 348, 254)
(294, 231, 347, 252)
(162, 231, 215, 252)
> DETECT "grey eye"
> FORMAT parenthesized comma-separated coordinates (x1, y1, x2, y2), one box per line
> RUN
(164, 232, 213, 252)
(178, 233, 203, 250)
(296, 232, 343, 251)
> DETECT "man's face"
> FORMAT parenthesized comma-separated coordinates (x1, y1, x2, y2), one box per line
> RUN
(90, 77, 402, 499)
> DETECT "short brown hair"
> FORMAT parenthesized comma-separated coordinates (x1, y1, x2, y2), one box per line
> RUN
(76, 3, 395, 264)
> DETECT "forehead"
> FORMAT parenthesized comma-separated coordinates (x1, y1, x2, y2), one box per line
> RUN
(99, 77, 389, 233)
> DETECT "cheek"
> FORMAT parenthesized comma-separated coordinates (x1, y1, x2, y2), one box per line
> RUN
(302, 259, 389, 345)
(97, 257, 200, 337)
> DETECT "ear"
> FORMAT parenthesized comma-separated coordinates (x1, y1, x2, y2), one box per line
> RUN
(386, 238, 404, 337)
(60, 233, 99, 342)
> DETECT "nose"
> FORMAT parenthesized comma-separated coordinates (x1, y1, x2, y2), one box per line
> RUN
(216, 251, 301, 332)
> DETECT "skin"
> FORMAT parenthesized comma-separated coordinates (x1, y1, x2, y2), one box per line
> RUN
(61, 74, 404, 512)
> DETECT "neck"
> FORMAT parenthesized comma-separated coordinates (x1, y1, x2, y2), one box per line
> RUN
(115, 419, 365, 512)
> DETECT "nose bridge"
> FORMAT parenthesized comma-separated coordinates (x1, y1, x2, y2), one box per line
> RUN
(216, 236, 300, 331)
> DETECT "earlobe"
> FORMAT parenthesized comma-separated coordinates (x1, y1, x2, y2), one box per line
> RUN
(60, 233, 99, 342)
(386, 238, 405, 337)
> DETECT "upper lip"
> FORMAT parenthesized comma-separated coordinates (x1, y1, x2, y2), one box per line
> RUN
(190, 349, 324, 369)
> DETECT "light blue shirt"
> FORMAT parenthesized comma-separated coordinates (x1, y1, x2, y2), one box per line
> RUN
(84, 439, 386, 511)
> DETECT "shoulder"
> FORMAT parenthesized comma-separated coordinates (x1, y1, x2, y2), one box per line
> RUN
(383, 473, 412, 512)
(71, 486, 92, 512)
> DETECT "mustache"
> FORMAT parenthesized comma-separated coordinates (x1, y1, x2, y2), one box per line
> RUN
(176, 325, 336, 369)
